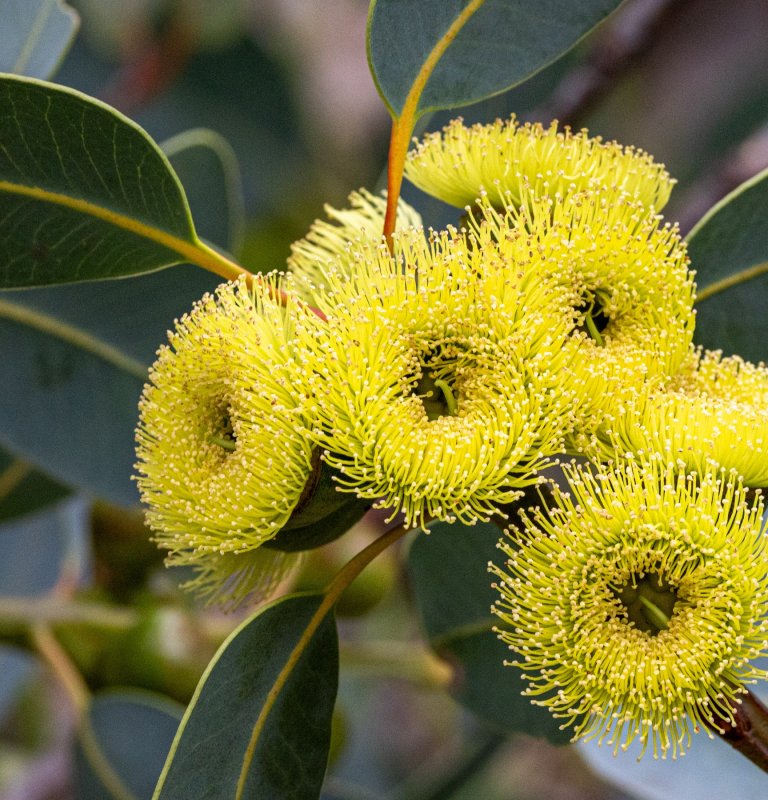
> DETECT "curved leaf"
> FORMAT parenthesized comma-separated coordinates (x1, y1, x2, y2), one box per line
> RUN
(0, 448, 69, 521)
(76, 690, 184, 800)
(0, 122, 238, 505)
(579, 710, 768, 800)
(688, 166, 768, 362)
(0, 262, 219, 505)
(162, 129, 245, 256)
(154, 593, 338, 800)
(0, 0, 79, 79)
(408, 520, 570, 743)
(0, 74, 215, 287)
(0, 497, 85, 597)
(367, 0, 623, 118)
(370, 0, 624, 239)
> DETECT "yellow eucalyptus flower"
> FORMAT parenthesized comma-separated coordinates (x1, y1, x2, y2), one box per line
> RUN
(405, 116, 674, 210)
(297, 225, 578, 528)
(135, 276, 316, 603)
(492, 458, 768, 759)
(287, 188, 422, 300)
(589, 350, 768, 486)
(474, 189, 696, 438)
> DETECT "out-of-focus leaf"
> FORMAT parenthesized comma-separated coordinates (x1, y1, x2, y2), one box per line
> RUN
(0, 496, 88, 596)
(0, 0, 79, 79)
(367, 0, 623, 118)
(163, 129, 245, 256)
(154, 593, 338, 800)
(0, 647, 41, 724)
(579, 709, 768, 800)
(0, 75, 206, 288)
(0, 263, 219, 506)
(75, 690, 183, 800)
(0, 296, 147, 506)
(0, 449, 70, 521)
(408, 520, 570, 743)
(688, 166, 768, 362)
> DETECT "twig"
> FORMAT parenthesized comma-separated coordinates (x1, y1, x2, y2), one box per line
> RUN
(711, 688, 768, 774)
(530, 0, 689, 127)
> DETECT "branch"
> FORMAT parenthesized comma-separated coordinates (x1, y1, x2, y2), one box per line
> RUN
(530, 0, 689, 128)
(711, 688, 768, 774)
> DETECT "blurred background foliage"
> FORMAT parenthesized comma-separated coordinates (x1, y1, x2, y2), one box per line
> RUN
(1, 0, 768, 798)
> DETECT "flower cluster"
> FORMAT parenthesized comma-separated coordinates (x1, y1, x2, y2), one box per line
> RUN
(136, 114, 768, 754)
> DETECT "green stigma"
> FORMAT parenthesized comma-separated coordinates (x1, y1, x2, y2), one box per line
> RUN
(433, 379, 458, 415)
(584, 310, 605, 347)
(577, 295, 610, 347)
(209, 435, 236, 451)
(616, 573, 677, 634)
(415, 373, 459, 420)
(209, 411, 237, 451)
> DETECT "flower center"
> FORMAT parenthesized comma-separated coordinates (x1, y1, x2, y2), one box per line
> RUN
(208, 408, 237, 452)
(615, 573, 678, 635)
(411, 345, 461, 420)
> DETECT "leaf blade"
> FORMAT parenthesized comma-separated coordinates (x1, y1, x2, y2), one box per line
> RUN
(688, 166, 768, 361)
(0, 450, 70, 521)
(0, 74, 202, 287)
(154, 593, 338, 800)
(162, 129, 245, 256)
(76, 691, 184, 800)
(367, 0, 624, 118)
(0, 263, 220, 505)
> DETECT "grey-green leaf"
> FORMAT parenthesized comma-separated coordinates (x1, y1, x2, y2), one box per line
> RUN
(0, 112, 240, 504)
(0, 263, 219, 505)
(0, 0, 79, 79)
(0, 74, 197, 287)
(367, 0, 624, 118)
(408, 520, 570, 743)
(154, 593, 338, 800)
(580, 707, 768, 800)
(0, 448, 70, 521)
(688, 166, 768, 362)
(162, 129, 245, 257)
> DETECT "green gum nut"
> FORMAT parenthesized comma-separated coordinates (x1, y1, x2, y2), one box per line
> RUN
(101, 606, 218, 703)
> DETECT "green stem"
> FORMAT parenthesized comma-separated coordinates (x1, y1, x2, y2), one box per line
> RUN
(235, 521, 414, 800)
(31, 623, 138, 800)
(0, 596, 139, 632)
